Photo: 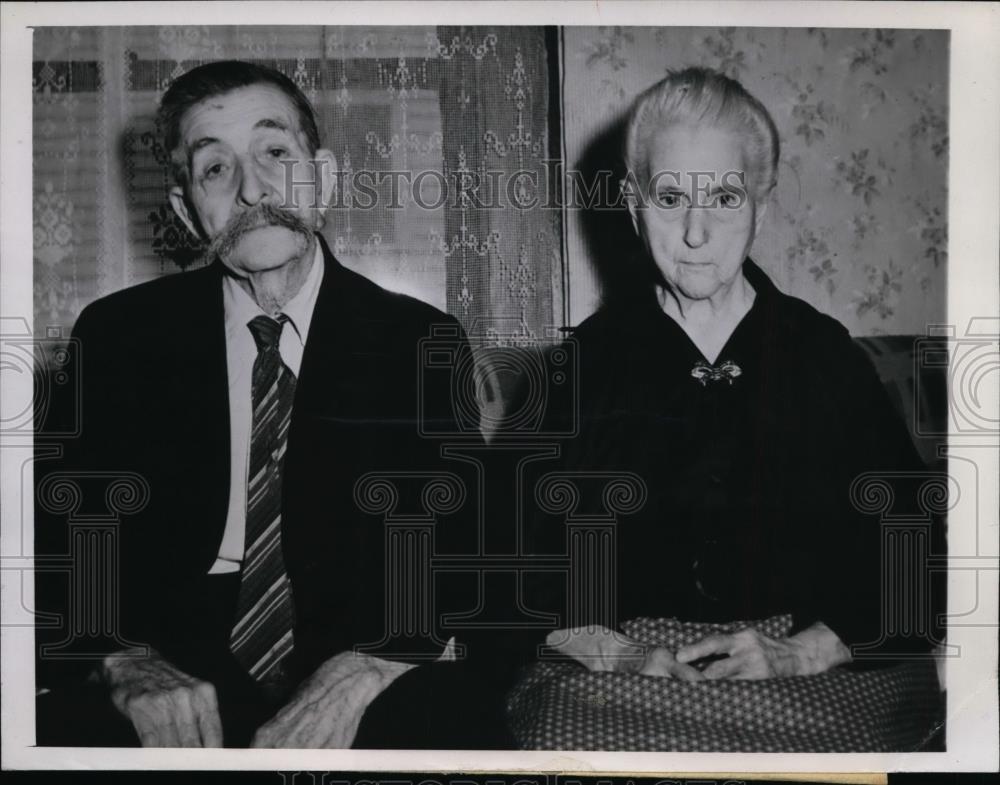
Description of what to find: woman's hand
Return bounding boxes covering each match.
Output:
[674,621,852,680]
[546,626,705,682]
[636,645,707,681]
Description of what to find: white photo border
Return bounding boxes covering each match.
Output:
[2,0,997,774]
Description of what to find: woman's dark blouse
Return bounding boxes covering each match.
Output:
[526,260,927,651]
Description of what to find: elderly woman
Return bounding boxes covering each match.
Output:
[527,67,934,684]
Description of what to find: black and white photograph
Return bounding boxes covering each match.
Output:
[1,0,997,776]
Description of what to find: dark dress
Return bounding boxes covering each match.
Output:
[523,259,936,655]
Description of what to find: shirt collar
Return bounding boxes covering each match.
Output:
[223,238,325,345]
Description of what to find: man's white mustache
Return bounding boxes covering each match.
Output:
[205,204,312,262]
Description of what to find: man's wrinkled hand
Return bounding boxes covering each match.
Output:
[250,650,413,748]
[546,626,704,682]
[674,621,852,680]
[102,647,223,747]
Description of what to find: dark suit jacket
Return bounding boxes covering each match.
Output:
[36,234,482,688]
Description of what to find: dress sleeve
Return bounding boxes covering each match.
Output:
[805,325,939,655]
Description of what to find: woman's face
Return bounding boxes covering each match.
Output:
[628,123,767,304]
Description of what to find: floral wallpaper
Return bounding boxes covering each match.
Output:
[563,27,949,336]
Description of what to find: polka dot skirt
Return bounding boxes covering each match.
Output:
[506,616,943,751]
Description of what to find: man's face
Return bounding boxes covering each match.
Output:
[169,84,335,277]
[629,123,767,302]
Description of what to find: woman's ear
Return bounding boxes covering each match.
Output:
[168,186,200,239]
[622,179,641,235]
[753,183,775,234]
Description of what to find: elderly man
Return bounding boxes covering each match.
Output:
[36,60,510,749]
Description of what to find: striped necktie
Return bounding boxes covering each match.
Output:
[230,314,297,681]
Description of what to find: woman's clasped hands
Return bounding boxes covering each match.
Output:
[547,621,850,681]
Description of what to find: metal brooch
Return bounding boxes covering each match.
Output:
[690,359,742,386]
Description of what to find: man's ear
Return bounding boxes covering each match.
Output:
[168,186,200,239]
[314,148,338,211]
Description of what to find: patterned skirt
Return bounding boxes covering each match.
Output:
[507,616,943,751]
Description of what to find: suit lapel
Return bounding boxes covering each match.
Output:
[185,242,351,573]
[293,234,359,417]
[169,262,231,570]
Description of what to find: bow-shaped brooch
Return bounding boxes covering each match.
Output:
[690,359,742,386]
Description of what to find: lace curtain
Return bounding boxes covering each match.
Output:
[32,26,562,344]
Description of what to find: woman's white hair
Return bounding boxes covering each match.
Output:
[624,67,780,201]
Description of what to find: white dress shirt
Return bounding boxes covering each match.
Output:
[209,243,325,574]
[208,241,454,700]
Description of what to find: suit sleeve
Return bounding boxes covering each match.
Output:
[488,340,582,674]
[35,303,153,688]
[336,314,489,668]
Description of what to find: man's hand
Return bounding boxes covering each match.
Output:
[674,621,852,680]
[102,647,223,747]
[546,626,704,682]
[250,651,413,748]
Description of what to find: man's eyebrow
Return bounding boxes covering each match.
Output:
[189,137,220,154]
[253,117,291,133]
[186,117,292,156]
